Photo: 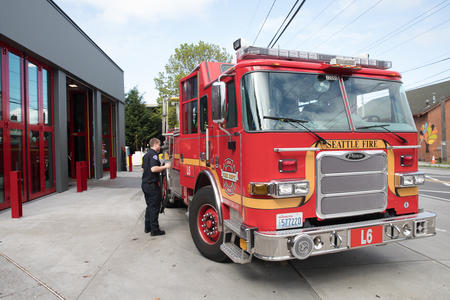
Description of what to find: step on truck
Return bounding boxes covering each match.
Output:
[160,39,436,263]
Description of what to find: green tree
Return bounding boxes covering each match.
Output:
[125,87,161,153]
[154,41,233,128]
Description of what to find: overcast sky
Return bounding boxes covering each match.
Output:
[54,0,450,104]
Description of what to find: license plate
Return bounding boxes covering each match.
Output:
[350,225,383,248]
[276,212,303,230]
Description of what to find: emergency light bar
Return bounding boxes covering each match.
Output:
[236,45,392,70]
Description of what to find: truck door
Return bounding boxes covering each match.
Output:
[215,79,242,213]
[199,95,209,168]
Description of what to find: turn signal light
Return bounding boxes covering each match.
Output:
[248,183,269,195]
[279,159,297,173]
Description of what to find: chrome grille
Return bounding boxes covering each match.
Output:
[316,150,387,219]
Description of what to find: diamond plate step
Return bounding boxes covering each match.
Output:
[224,219,244,238]
[220,243,251,264]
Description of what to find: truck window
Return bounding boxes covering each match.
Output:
[241,72,349,131]
[343,77,416,132]
[200,95,208,132]
[226,81,237,128]
[182,76,197,101]
[182,100,198,134]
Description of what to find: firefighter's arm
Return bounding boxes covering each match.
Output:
[151,162,171,173]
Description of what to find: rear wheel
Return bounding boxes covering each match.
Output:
[189,186,229,262]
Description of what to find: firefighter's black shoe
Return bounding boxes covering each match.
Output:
[151,229,165,236]
[144,228,151,233]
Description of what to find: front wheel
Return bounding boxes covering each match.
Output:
[189,186,229,262]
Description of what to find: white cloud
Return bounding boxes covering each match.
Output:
[66,0,215,24]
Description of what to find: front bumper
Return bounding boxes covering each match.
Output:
[253,210,436,261]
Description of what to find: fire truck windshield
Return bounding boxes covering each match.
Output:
[241,71,416,133]
[242,72,350,131]
[343,76,416,132]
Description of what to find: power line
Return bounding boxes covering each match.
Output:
[244,0,262,39]
[296,0,357,49]
[269,0,307,48]
[405,68,450,88]
[285,0,333,47]
[313,0,384,49]
[253,0,277,45]
[406,76,450,90]
[401,57,450,73]
[379,17,450,55]
[267,0,300,48]
[356,0,450,54]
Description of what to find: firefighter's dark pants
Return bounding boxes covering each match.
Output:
[142,182,161,232]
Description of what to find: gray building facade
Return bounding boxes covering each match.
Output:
[0,0,125,210]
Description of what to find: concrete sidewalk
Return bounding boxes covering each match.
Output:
[0,171,146,299]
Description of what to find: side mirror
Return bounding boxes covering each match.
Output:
[212,81,226,123]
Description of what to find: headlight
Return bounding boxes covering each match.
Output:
[403,175,414,186]
[294,182,309,194]
[414,174,425,185]
[278,183,293,196]
[249,180,309,198]
[395,172,425,187]
[271,180,309,198]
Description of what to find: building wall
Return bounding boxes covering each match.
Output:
[0,0,124,102]
[415,100,449,162]
[0,0,125,202]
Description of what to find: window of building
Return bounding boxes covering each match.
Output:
[28,63,39,124]
[9,52,22,122]
[200,95,208,132]
[183,100,198,134]
[226,81,237,128]
[43,69,51,125]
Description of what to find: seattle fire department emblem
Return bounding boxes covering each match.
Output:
[221,158,239,195]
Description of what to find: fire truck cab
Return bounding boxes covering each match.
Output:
[161,39,436,263]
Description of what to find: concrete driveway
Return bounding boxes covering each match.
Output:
[0,169,449,299]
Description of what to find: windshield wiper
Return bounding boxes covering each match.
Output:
[264,116,330,145]
[356,124,407,144]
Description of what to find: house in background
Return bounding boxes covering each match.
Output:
[406,80,450,162]
[0,0,125,210]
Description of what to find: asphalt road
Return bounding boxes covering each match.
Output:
[420,167,450,202]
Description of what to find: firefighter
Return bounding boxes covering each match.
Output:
[141,138,171,236]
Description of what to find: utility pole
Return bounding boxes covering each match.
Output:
[441,100,447,161]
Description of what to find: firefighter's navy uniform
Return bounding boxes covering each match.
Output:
[141,148,163,235]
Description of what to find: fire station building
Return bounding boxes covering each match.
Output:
[0,0,126,210]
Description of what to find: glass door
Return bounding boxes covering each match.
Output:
[26,60,55,200]
[2,50,26,207]
[68,91,90,178]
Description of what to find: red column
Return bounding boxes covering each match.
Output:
[10,171,23,218]
[128,154,133,172]
[76,161,83,192]
[110,157,117,179]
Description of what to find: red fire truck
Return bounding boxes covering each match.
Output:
[161,39,436,263]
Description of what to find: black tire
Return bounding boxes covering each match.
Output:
[189,186,229,263]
